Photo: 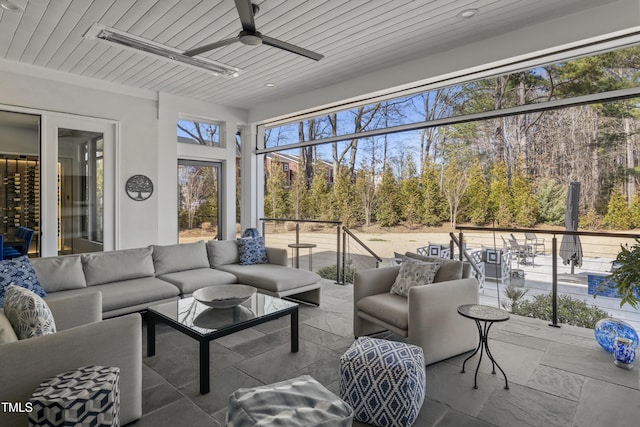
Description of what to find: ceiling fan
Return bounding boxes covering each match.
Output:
[184,0,323,61]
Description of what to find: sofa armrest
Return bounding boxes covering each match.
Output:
[408,277,480,364]
[266,247,288,267]
[0,313,142,426]
[354,266,400,303]
[45,291,102,331]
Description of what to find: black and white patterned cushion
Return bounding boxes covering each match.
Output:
[339,337,426,427]
[3,284,56,340]
[390,257,441,297]
[29,365,120,427]
[0,256,46,308]
[226,375,353,426]
[237,236,269,265]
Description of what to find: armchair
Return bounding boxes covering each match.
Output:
[0,291,142,426]
[354,265,479,365]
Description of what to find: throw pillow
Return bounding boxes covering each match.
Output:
[0,256,47,308]
[390,257,441,297]
[3,284,56,339]
[404,252,464,282]
[237,237,269,265]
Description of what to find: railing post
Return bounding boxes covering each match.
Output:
[459,232,464,261]
[335,224,341,285]
[341,229,347,285]
[294,222,300,269]
[550,235,560,328]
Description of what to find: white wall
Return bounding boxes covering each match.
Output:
[248,0,640,123]
[0,60,247,248]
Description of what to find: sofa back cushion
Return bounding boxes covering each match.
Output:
[404,252,464,282]
[0,310,18,344]
[82,247,155,286]
[152,241,209,276]
[31,255,86,292]
[207,240,240,268]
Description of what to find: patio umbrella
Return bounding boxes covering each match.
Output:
[559,182,583,274]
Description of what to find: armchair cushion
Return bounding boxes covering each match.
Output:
[390,257,440,297]
[3,284,56,339]
[356,293,408,330]
[405,252,464,282]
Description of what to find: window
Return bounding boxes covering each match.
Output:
[178,160,222,242]
[177,119,224,147]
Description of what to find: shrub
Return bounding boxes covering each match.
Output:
[317,264,356,284]
[511,293,609,329]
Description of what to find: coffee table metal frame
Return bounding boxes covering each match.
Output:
[146,294,299,394]
[457,304,510,390]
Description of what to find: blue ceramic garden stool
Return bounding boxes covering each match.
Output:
[339,337,426,427]
[594,318,639,353]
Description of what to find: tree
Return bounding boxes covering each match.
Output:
[630,193,640,227]
[511,158,539,227]
[488,160,513,225]
[442,158,468,228]
[331,166,360,226]
[288,166,308,219]
[355,167,376,226]
[420,161,444,226]
[536,178,565,225]
[399,154,422,228]
[603,188,633,229]
[264,155,288,219]
[178,166,215,229]
[307,164,331,220]
[464,158,489,225]
[375,166,400,226]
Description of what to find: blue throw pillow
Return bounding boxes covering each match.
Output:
[0,256,47,308]
[237,237,269,266]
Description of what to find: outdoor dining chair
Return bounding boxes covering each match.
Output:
[524,232,545,255]
[508,236,533,267]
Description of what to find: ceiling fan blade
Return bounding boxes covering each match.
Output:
[235,0,256,33]
[184,37,240,57]
[262,35,323,61]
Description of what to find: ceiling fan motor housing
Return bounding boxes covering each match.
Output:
[239,30,263,45]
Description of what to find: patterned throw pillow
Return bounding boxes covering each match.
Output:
[3,284,56,339]
[237,237,269,265]
[0,256,47,308]
[390,257,441,297]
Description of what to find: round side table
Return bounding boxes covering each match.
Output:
[457,304,510,390]
[288,243,317,270]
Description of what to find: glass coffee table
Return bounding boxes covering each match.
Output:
[146,292,299,394]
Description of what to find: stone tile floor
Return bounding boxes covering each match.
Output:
[133,280,640,426]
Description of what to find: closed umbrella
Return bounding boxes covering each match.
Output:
[559,182,583,274]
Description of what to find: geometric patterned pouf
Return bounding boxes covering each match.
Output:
[28,365,120,427]
[226,375,353,426]
[339,337,425,427]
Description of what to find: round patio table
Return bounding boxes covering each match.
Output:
[457,304,510,390]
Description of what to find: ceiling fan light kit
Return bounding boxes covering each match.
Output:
[0,1,24,13]
[83,23,241,77]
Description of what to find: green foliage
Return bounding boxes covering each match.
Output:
[511,158,539,227]
[488,161,513,225]
[442,157,468,227]
[606,239,640,308]
[501,284,529,311]
[264,155,288,219]
[463,158,489,225]
[420,161,444,226]
[535,178,565,225]
[331,167,360,226]
[316,264,356,284]
[400,175,423,228]
[630,194,640,228]
[512,293,610,329]
[375,166,401,226]
[603,188,633,229]
[306,164,331,220]
[287,166,308,219]
[579,207,603,230]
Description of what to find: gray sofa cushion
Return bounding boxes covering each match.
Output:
[152,241,209,275]
[216,264,321,293]
[357,293,408,330]
[0,310,18,344]
[404,252,464,282]
[206,240,240,268]
[31,255,86,292]
[89,277,180,312]
[82,248,155,286]
[157,268,237,295]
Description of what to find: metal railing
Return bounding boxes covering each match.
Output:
[455,226,640,328]
[341,226,383,284]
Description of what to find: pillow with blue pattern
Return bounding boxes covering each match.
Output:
[0,256,47,308]
[237,237,269,266]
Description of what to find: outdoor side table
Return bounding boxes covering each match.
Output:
[288,243,316,270]
[457,304,510,390]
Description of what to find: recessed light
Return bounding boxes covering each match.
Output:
[457,8,478,18]
[264,83,277,88]
[0,1,24,13]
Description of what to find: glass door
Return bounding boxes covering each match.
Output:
[43,115,115,256]
[178,160,222,243]
[0,110,41,257]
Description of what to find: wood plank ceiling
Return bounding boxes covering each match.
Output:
[0,0,616,109]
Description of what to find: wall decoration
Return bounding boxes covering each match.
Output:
[125,175,153,201]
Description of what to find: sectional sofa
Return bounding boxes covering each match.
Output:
[31,240,322,317]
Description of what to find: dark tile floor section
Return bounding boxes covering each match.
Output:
[132,280,640,426]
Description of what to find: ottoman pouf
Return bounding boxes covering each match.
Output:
[28,365,120,427]
[226,375,353,426]
[339,337,426,427]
